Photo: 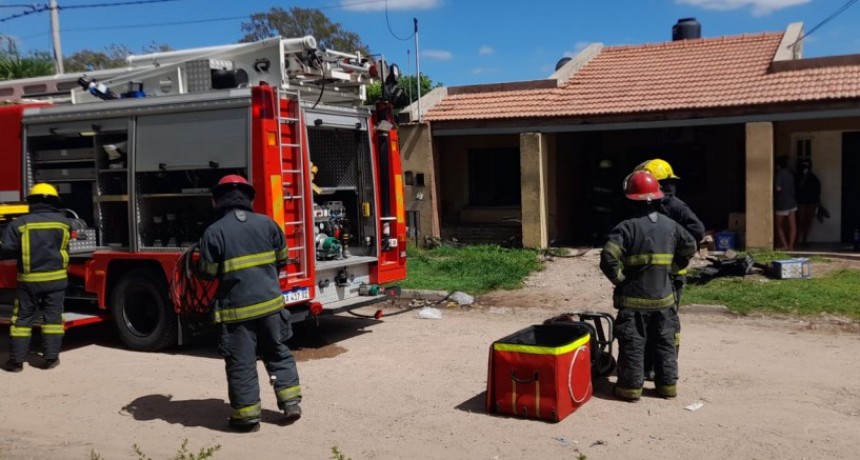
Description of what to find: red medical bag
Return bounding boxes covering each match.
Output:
[486,322,592,422]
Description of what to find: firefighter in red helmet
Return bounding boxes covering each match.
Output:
[599,171,697,401]
[198,174,302,431]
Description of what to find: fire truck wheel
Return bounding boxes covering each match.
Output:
[111,269,178,351]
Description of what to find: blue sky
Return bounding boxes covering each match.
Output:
[2,0,859,87]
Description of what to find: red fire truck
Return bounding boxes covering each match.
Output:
[0,36,407,351]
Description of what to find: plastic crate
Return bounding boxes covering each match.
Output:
[772,258,811,279]
[715,231,737,251]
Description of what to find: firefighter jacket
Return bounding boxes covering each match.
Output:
[199,204,289,324]
[600,211,697,310]
[660,193,705,243]
[0,203,70,290]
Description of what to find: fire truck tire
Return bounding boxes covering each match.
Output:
[111,269,178,351]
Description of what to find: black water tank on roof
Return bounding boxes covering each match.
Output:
[672,18,701,41]
[555,57,572,71]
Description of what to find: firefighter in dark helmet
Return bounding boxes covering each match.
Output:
[1,183,71,372]
[600,171,697,401]
[198,175,302,431]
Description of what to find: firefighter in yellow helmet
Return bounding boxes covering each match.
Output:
[633,159,704,382]
[1,183,71,372]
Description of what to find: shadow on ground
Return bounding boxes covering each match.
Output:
[122,394,296,432]
[1,314,383,364]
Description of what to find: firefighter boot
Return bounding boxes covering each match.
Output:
[228,417,261,433]
[282,403,302,423]
[43,358,60,370]
[613,385,642,402]
[4,359,23,373]
[657,384,677,399]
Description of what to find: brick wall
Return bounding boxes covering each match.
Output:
[440,224,521,246]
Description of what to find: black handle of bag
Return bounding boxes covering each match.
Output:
[511,371,539,384]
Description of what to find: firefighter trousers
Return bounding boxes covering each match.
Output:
[644,277,684,374]
[218,310,302,423]
[615,306,680,390]
[10,285,65,363]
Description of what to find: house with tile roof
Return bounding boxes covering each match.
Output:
[397,20,860,251]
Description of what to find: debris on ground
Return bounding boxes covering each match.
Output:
[684,401,705,412]
[416,307,442,319]
[449,291,475,306]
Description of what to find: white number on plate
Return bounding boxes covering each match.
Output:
[284,288,310,303]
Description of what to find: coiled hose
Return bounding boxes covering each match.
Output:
[170,243,219,315]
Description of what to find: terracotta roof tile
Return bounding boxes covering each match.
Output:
[425,31,860,122]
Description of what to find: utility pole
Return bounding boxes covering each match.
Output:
[406,48,413,105]
[413,17,422,122]
[50,0,64,74]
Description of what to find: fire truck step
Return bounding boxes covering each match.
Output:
[278,117,299,123]
[320,294,388,313]
[316,256,378,271]
[0,304,106,329]
[281,143,301,148]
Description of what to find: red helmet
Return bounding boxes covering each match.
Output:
[213,174,255,200]
[623,170,664,201]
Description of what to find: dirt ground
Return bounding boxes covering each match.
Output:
[2,251,860,460]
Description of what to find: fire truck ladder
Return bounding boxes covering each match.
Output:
[277,89,310,280]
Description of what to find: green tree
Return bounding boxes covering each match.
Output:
[367,73,442,109]
[65,42,172,72]
[0,37,54,80]
[240,7,370,57]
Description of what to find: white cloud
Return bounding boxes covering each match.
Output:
[422,49,453,60]
[676,0,811,16]
[478,45,494,56]
[563,41,593,58]
[342,0,440,12]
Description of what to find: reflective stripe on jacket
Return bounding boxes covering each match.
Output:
[0,205,70,288]
[600,212,697,311]
[199,208,288,323]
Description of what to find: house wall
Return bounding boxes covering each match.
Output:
[434,134,521,224]
[775,117,860,243]
[746,122,774,249]
[398,122,440,241]
[520,132,550,248]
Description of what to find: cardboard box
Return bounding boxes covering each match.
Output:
[772,258,811,279]
[728,212,746,234]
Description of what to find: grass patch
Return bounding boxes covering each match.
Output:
[685,269,860,318]
[401,244,543,295]
[743,250,827,264]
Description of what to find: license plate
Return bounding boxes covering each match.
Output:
[283,287,310,303]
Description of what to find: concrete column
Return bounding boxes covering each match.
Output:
[520,132,549,248]
[745,122,774,250]
[398,122,440,240]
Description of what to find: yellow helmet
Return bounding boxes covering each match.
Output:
[635,159,680,181]
[28,183,60,200]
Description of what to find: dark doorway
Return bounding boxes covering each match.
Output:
[841,132,860,242]
[467,148,521,206]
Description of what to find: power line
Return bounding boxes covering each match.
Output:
[65,14,247,32]
[61,0,179,9]
[0,0,180,22]
[384,0,414,41]
[0,4,48,22]
[790,0,859,49]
